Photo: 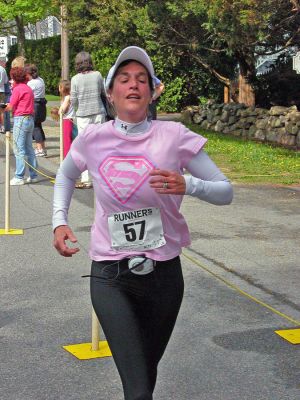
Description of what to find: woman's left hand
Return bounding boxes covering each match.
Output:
[149,169,186,195]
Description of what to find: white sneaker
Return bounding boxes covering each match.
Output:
[10,177,24,186]
[83,182,93,188]
[26,177,38,183]
[35,149,47,157]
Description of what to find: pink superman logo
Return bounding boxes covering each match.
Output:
[99,156,154,203]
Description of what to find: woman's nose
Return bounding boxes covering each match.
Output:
[129,79,138,89]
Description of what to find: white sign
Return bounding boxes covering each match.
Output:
[0,37,8,58]
[108,207,166,251]
[292,51,300,74]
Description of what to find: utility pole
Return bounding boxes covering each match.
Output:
[60,5,69,80]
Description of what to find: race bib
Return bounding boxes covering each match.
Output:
[108,207,166,251]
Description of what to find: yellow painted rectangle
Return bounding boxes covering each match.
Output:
[0,228,24,235]
[275,328,300,344]
[63,340,112,359]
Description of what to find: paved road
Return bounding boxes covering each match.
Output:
[0,126,300,400]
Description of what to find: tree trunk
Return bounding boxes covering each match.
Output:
[237,59,255,106]
[238,73,255,106]
[15,16,26,57]
[224,85,230,103]
[61,5,70,80]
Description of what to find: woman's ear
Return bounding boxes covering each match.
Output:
[107,91,113,104]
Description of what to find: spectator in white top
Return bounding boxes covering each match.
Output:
[25,64,48,157]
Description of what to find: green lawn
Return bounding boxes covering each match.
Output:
[189,124,300,185]
[46,94,60,101]
[46,95,60,117]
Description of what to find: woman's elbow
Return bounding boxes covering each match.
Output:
[220,183,233,205]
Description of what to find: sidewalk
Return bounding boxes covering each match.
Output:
[1,121,300,400]
[42,123,61,165]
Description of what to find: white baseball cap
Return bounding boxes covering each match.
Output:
[105,46,155,92]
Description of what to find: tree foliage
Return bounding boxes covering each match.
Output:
[148,0,300,105]
[0,0,57,55]
[61,0,230,109]
[62,0,299,107]
[4,1,299,109]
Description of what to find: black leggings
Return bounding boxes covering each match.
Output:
[90,256,184,400]
[33,122,45,143]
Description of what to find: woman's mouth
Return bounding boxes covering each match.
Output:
[126,94,140,99]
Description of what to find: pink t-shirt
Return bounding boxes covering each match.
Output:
[70,120,207,261]
[9,83,34,116]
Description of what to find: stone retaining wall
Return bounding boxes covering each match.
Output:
[182,103,300,148]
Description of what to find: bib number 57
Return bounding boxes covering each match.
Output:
[123,220,146,242]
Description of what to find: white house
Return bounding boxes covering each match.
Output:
[0,36,17,64]
[0,16,61,63]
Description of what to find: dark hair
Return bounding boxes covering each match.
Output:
[24,64,39,79]
[75,51,93,73]
[59,79,71,96]
[10,67,28,83]
[109,59,154,91]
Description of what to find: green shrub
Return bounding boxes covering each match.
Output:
[158,77,188,112]
[198,96,209,106]
[91,47,121,78]
[7,36,82,95]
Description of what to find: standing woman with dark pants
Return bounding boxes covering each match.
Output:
[25,64,47,157]
[53,46,233,400]
[3,79,12,132]
[0,64,8,133]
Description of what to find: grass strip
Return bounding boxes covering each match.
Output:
[189,124,300,185]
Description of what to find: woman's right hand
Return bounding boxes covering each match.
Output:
[53,225,80,257]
